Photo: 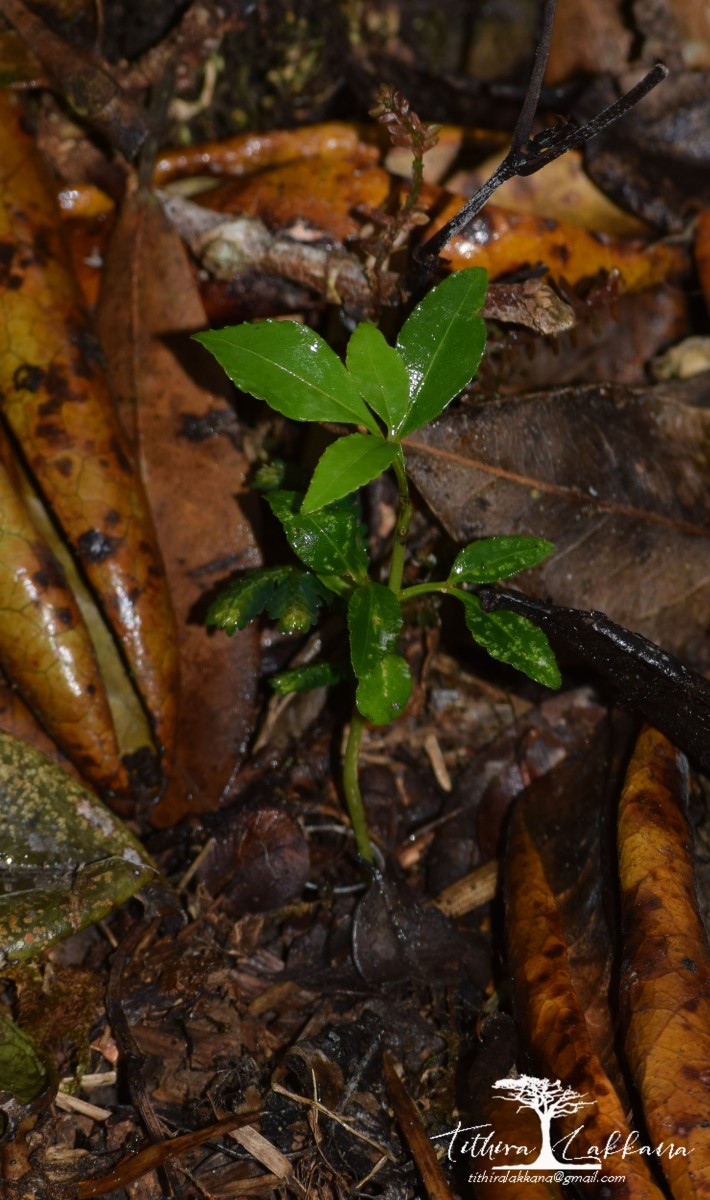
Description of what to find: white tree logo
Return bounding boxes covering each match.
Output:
[492,1076,601,1171]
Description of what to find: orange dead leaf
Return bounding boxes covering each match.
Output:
[505,789,665,1200]
[424,193,688,292]
[191,145,686,292]
[0,91,178,764]
[197,155,392,246]
[152,120,379,185]
[618,725,710,1199]
[97,184,260,827]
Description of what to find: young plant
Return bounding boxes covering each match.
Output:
[195,269,560,861]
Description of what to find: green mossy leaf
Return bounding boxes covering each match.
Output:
[450,536,556,583]
[348,582,403,680]
[462,595,561,688]
[0,732,157,968]
[356,654,412,724]
[270,662,343,694]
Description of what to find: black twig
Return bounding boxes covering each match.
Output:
[414,0,667,279]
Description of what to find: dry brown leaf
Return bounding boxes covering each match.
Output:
[405,380,710,660]
[96,184,260,826]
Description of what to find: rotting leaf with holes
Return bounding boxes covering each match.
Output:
[0,92,177,769]
[618,725,710,1194]
[96,187,260,827]
[405,379,710,658]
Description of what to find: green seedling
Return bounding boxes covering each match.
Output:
[195,268,560,861]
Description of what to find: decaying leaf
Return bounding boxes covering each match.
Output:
[0,432,127,795]
[96,185,260,826]
[195,804,310,913]
[581,71,710,233]
[0,731,156,964]
[0,91,178,768]
[405,380,710,658]
[450,147,648,236]
[0,1010,53,1145]
[504,747,665,1198]
[618,726,710,1195]
[422,193,687,291]
[153,120,380,185]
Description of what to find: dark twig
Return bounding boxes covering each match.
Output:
[414,0,667,278]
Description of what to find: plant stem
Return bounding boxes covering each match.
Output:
[341,449,412,865]
[342,708,373,862]
[388,449,412,596]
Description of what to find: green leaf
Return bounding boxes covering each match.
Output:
[266,490,369,581]
[265,570,332,635]
[270,662,343,694]
[356,654,412,724]
[396,268,487,436]
[194,322,380,434]
[206,567,292,633]
[346,322,411,434]
[462,595,561,689]
[450,536,555,584]
[302,434,399,512]
[348,582,403,679]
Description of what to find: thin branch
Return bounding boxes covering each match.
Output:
[415,0,668,278]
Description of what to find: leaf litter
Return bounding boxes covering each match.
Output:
[3,2,710,1198]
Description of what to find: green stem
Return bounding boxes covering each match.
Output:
[342,708,373,862]
[388,449,412,596]
[400,581,454,602]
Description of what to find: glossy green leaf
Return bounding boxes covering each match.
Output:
[450,536,555,584]
[270,662,343,694]
[356,654,412,724]
[265,570,332,635]
[266,490,369,581]
[348,582,403,680]
[462,594,561,689]
[396,269,487,436]
[302,434,399,512]
[194,322,380,434]
[346,322,411,434]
